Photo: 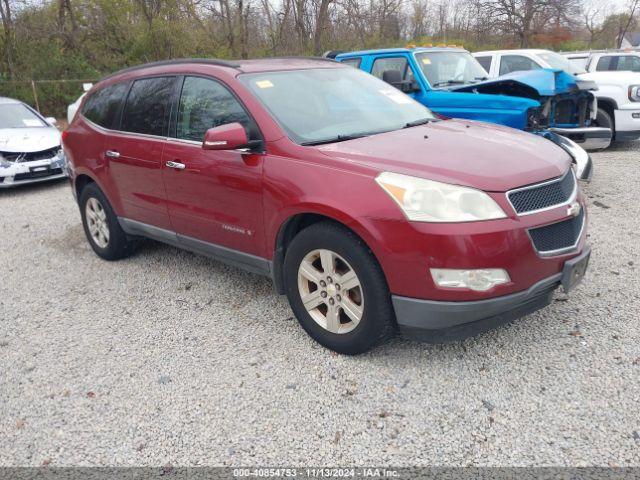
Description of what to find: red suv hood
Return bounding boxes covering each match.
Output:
[317,119,571,192]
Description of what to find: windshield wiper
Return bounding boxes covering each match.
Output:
[404,118,437,128]
[301,133,368,146]
[474,76,488,81]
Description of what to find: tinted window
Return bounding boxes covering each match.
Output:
[596,56,614,71]
[475,56,492,73]
[618,56,640,71]
[175,76,253,142]
[81,82,129,129]
[499,55,542,75]
[121,77,177,136]
[371,57,414,82]
[341,58,362,68]
[598,55,640,72]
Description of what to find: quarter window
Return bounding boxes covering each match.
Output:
[121,77,177,137]
[175,76,253,142]
[82,82,129,129]
[499,55,542,75]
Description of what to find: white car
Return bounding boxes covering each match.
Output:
[473,49,640,143]
[67,83,93,124]
[0,97,67,188]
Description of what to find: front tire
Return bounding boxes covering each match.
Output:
[594,108,615,140]
[284,222,396,355]
[79,182,135,260]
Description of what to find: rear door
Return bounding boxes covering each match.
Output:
[161,75,266,259]
[104,76,178,230]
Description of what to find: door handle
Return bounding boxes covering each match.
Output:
[105,150,120,158]
[166,160,186,170]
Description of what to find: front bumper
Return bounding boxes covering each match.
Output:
[543,132,593,181]
[549,126,612,150]
[0,156,67,188]
[614,107,640,141]
[393,247,590,343]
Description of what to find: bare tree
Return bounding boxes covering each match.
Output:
[0,0,14,77]
[618,0,640,47]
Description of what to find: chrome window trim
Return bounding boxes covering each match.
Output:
[527,209,586,258]
[506,169,577,217]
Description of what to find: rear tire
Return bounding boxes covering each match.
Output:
[79,182,135,260]
[284,221,396,355]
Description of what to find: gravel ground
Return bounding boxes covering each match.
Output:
[1,141,639,467]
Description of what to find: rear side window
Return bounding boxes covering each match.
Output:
[175,76,254,142]
[499,55,542,75]
[475,56,492,73]
[121,77,177,136]
[82,82,129,129]
[341,58,362,68]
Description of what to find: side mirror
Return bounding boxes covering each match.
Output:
[45,117,58,126]
[203,123,249,150]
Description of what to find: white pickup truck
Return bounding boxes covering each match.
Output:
[473,49,640,143]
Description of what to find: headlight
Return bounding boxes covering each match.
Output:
[630,85,640,102]
[376,172,507,222]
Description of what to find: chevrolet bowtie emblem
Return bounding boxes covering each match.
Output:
[567,202,581,217]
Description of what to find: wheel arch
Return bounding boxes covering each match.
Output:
[271,210,384,295]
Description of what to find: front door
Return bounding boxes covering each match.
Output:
[162,76,265,259]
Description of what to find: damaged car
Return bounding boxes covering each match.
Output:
[334,47,607,180]
[0,97,67,188]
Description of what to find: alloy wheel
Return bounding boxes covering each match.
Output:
[85,197,110,248]
[297,249,364,334]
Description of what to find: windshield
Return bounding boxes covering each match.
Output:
[0,103,46,129]
[415,51,489,87]
[239,68,436,145]
[538,51,585,74]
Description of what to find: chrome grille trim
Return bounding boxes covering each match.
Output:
[506,169,577,216]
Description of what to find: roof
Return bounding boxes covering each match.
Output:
[101,56,343,82]
[0,97,21,105]
[336,46,467,57]
[473,49,551,56]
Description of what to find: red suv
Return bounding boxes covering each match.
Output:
[63,58,590,354]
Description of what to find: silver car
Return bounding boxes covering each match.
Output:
[0,97,67,188]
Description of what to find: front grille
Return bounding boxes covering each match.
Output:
[508,170,576,215]
[553,97,589,127]
[529,209,585,255]
[14,168,63,181]
[0,147,60,163]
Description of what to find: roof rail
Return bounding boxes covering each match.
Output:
[269,56,338,63]
[100,58,241,82]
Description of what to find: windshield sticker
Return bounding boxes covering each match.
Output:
[379,89,412,104]
[421,58,431,65]
[22,119,42,127]
[256,80,274,89]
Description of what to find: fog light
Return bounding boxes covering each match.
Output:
[632,113,640,119]
[430,268,510,292]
